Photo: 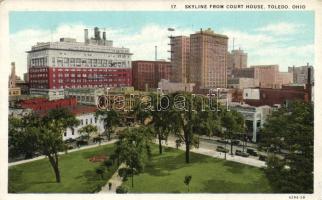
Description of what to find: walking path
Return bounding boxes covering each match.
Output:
[9,139,118,167]
[98,163,125,193]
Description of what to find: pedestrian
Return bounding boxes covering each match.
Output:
[108,182,112,190]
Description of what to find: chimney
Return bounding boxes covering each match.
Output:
[307,67,312,102]
[155,46,157,61]
[103,32,106,40]
[84,29,89,43]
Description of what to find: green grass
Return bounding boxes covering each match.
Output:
[9,144,117,193]
[122,146,274,193]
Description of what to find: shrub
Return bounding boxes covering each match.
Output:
[104,160,113,168]
[95,166,105,179]
[116,185,128,193]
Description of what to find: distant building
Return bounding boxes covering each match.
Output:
[243,86,310,107]
[65,88,106,106]
[30,88,65,101]
[132,60,171,91]
[232,65,293,88]
[27,27,132,93]
[170,36,190,83]
[158,79,195,93]
[8,62,21,96]
[20,97,77,111]
[189,28,228,89]
[227,49,247,77]
[227,77,259,89]
[288,63,314,84]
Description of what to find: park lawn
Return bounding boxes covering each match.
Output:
[9,144,117,193]
[122,146,274,193]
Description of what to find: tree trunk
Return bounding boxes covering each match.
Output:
[48,154,61,183]
[185,142,190,163]
[230,141,233,155]
[131,167,134,188]
[158,132,163,154]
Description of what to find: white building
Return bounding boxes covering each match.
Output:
[158,79,195,93]
[63,111,105,141]
[231,102,272,142]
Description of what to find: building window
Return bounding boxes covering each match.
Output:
[86,119,88,125]
[64,132,67,137]
[90,118,92,124]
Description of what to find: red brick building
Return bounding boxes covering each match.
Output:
[20,97,77,111]
[244,86,310,107]
[132,60,171,91]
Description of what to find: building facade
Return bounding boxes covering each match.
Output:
[189,28,228,89]
[227,77,259,89]
[227,49,247,77]
[27,27,132,91]
[158,79,195,93]
[170,36,190,83]
[288,63,314,85]
[232,65,293,88]
[132,60,171,91]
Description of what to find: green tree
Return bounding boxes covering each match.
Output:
[78,124,98,142]
[95,166,105,179]
[114,126,153,187]
[96,109,120,140]
[41,108,80,183]
[259,101,313,193]
[9,114,41,159]
[221,109,245,155]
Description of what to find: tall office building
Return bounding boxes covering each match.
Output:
[170,36,190,83]
[227,49,247,77]
[27,27,132,91]
[189,28,228,89]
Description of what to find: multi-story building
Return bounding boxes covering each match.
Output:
[232,65,293,88]
[189,28,228,89]
[170,36,190,83]
[27,27,132,91]
[227,49,247,78]
[227,77,259,89]
[243,85,310,107]
[288,63,314,84]
[132,60,171,91]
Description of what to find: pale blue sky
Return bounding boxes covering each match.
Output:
[9,11,314,76]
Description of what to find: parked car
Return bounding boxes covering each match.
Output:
[216,139,228,144]
[259,154,267,161]
[231,140,240,145]
[216,146,229,153]
[246,148,258,156]
[235,150,249,157]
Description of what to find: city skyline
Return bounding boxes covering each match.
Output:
[10,11,314,77]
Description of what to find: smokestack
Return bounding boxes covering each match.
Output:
[84,29,89,43]
[103,32,106,40]
[94,27,99,40]
[155,46,157,61]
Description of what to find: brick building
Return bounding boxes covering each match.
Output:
[27,27,132,91]
[243,86,310,107]
[20,97,77,111]
[170,36,190,83]
[232,65,293,88]
[189,28,228,89]
[132,60,171,91]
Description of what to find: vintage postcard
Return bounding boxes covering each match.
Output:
[0,0,321,200]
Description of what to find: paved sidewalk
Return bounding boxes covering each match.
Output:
[160,139,266,168]
[98,163,125,193]
[9,139,118,167]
